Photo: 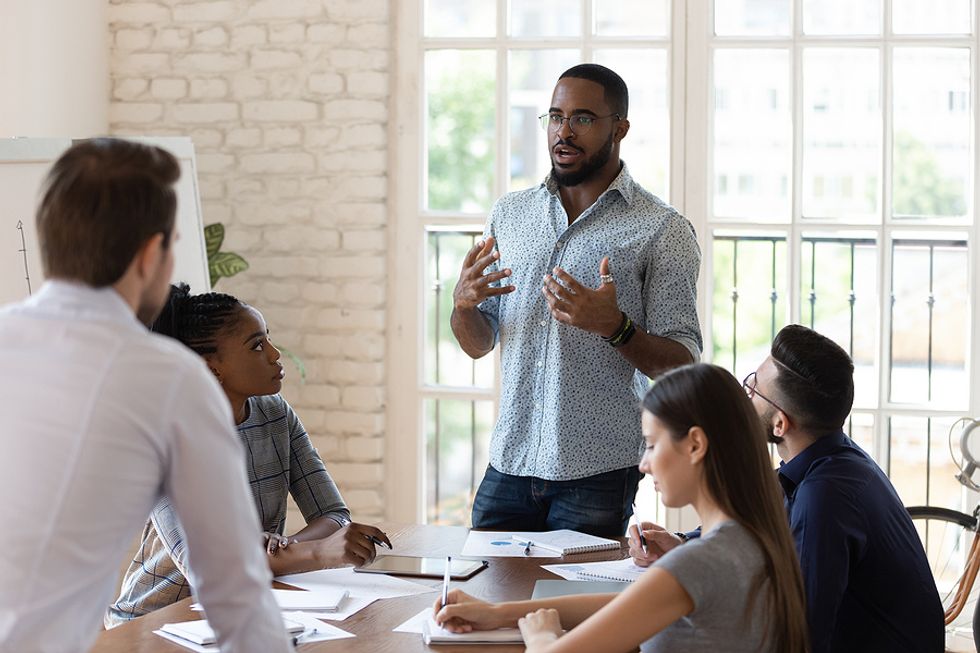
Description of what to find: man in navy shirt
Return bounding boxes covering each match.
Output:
[629,325,944,653]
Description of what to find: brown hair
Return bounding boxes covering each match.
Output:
[36,138,180,287]
[643,363,809,653]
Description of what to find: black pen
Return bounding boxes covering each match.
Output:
[367,535,392,550]
[523,540,532,556]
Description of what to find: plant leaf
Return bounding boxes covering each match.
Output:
[203,223,225,257]
[277,345,307,384]
[209,251,249,282]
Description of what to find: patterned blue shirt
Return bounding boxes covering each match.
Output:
[479,164,702,480]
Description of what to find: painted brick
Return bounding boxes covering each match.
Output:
[109,102,163,123]
[327,361,385,385]
[328,49,387,71]
[309,434,341,459]
[150,78,188,100]
[264,127,302,147]
[266,178,303,197]
[240,152,316,174]
[196,152,236,173]
[342,333,385,362]
[115,27,153,50]
[111,52,169,74]
[299,384,341,408]
[326,411,385,436]
[155,27,192,49]
[251,49,304,71]
[308,72,344,95]
[113,78,148,101]
[243,100,318,122]
[339,124,386,149]
[322,99,386,121]
[328,462,384,486]
[224,127,261,149]
[307,23,345,44]
[346,71,388,97]
[174,52,246,73]
[195,26,229,47]
[320,256,384,279]
[341,230,385,252]
[303,334,345,357]
[270,24,306,44]
[264,226,339,252]
[317,150,385,173]
[109,3,170,24]
[170,102,238,123]
[172,1,239,22]
[247,0,323,20]
[300,282,340,304]
[189,78,229,99]
[231,74,268,99]
[341,281,385,306]
[198,177,225,201]
[188,128,224,149]
[324,0,389,22]
[231,25,267,47]
[237,202,313,226]
[304,126,343,147]
[345,437,384,462]
[317,309,384,331]
[342,489,383,513]
[346,24,388,49]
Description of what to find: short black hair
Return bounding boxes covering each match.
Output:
[37,138,179,287]
[770,324,855,435]
[558,63,629,118]
[151,283,245,356]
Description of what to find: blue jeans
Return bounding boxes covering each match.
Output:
[471,465,643,538]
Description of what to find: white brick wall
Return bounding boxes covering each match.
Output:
[109,0,390,530]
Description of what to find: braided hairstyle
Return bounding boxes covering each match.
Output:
[151,282,245,356]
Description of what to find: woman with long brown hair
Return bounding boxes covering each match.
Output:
[433,363,809,652]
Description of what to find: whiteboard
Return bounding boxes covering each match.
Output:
[0,136,211,307]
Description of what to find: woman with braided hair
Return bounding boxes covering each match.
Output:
[106,283,390,626]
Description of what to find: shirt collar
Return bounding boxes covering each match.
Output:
[777,430,850,495]
[542,161,636,206]
[27,280,146,333]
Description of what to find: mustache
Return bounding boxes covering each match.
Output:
[553,138,584,154]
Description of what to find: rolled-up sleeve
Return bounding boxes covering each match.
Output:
[644,212,703,362]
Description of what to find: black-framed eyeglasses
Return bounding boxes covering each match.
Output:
[538,112,620,135]
[742,372,788,415]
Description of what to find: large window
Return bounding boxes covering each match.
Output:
[391,0,980,526]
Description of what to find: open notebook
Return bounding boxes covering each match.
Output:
[515,529,620,556]
[422,616,523,645]
[572,558,647,582]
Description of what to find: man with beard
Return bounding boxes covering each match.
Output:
[451,64,702,537]
[0,139,291,653]
[628,325,944,653]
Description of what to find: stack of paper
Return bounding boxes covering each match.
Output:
[192,589,349,614]
[421,616,524,645]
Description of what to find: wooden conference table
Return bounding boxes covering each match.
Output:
[93,522,630,653]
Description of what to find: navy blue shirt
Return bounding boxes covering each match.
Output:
[779,432,944,653]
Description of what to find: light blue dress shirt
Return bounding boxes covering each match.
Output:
[478,164,702,480]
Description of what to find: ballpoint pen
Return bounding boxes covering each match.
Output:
[291,627,318,646]
[441,556,452,608]
[632,501,648,555]
[367,534,392,550]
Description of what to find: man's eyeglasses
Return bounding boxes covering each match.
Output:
[538,112,620,135]
[742,372,788,415]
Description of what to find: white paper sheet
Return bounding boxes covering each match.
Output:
[542,558,646,582]
[392,608,432,634]
[276,567,437,599]
[192,594,378,622]
[281,612,355,643]
[460,530,562,558]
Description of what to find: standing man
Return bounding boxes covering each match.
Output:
[629,325,944,653]
[0,139,291,653]
[452,64,702,537]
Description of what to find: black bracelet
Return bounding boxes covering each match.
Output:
[602,312,629,343]
[611,319,637,347]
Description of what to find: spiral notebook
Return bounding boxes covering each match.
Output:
[572,558,646,583]
[514,529,621,556]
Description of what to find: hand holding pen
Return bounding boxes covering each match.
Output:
[628,521,683,567]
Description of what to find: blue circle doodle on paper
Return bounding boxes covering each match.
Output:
[490,540,515,546]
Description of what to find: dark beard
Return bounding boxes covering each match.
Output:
[762,406,784,445]
[550,130,614,187]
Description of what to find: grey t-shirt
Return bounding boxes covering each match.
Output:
[641,520,774,652]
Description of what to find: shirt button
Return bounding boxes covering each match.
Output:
[540,319,547,326]
[555,241,563,250]
[534,401,542,409]
[536,360,543,367]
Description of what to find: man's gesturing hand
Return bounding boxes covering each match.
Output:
[541,256,622,336]
[453,236,515,311]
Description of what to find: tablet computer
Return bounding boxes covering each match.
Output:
[353,555,488,580]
